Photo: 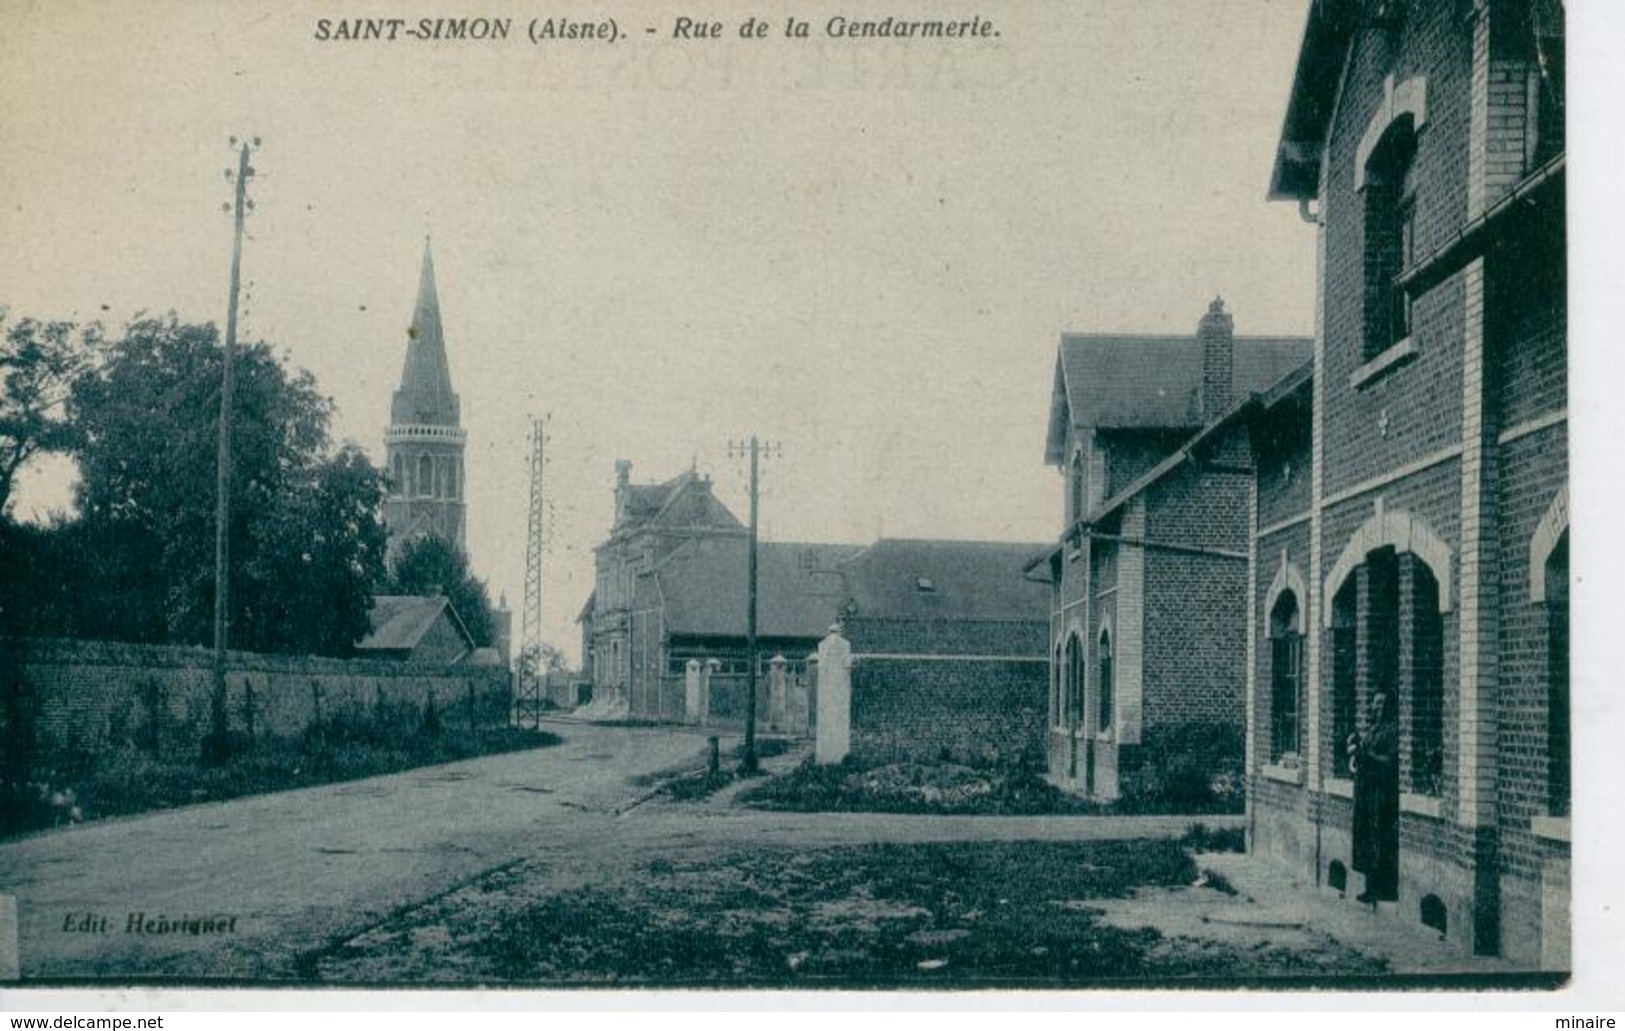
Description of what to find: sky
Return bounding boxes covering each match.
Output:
[3,0,1326,663]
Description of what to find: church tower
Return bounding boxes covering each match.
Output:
[383,240,467,563]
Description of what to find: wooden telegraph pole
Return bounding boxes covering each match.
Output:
[729,435,781,773]
[207,137,257,762]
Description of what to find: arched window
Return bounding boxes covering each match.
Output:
[1407,559,1444,797]
[1545,533,1570,816]
[391,454,405,497]
[1365,547,1401,722]
[418,454,434,497]
[1269,591,1304,762]
[448,456,460,500]
[1331,580,1358,777]
[1362,122,1419,359]
[1097,629,1114,733]
[1052,643,1064,726]
[1065,634,1083,728]
[1070,451,1085,526]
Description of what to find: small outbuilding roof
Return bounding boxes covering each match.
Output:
[357,594,474,656]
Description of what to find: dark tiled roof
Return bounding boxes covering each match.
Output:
[657,538,864,639]
[1092,358,1314,523]
[1270,1,1356,201]
[358,594,470,653]
[1046,333,1311,463]
[616,471,743,535]
[841,539,1051,623]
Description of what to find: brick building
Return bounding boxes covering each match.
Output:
[578,461,745,708]
[638,535,862,723]
[1028,302,1310,800]
[1249,0,1567,967]
[577,460,862,718]
[838,539,1050,764]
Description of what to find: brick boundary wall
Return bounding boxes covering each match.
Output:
[849,656,1047,767]
[845,616,1048,767]
[0,637,512,765]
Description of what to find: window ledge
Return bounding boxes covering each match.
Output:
[1326,777,1355,799]
[1531,815,1570,843]
[1096,729,1115,743]
[1401,792,1443,819]
[1262,762,1304,786]
[1350,337,1419,389]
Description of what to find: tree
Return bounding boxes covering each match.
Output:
[243,444,389,655]
[516,642,569,690]
[385,534,495,648]
[0,311,101,517]
[66,314,385,655]
[0,516,82,638]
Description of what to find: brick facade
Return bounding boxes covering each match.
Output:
[1256,0,1567,968]
[581,461,746,709]
[1037,307,1306,802]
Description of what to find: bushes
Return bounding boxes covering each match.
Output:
[1180,822,1246,854]
[738,756,1103,816]
[736,723,1245,818]
[1116,723,1244,815]
[1,709,561,838]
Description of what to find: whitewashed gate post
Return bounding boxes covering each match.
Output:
[815,628,852,764]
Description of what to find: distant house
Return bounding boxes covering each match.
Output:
[357,595,477,666]
[1028,300,1310,799]
[835,539,1050,764]
[636,535,863,722]
[579,460,746,709]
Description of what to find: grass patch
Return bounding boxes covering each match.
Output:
[648,736,793,802]
[2,723,562,838]
[1195,868,1240,896]
[1179,822,1246,854]
[660,768,737,802]
[735,727,1246,818]
[736,757,1105,816]
[729,736,793,761]
[456,838,1382,986]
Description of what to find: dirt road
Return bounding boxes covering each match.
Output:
[0,722,1238,982]
[0,722,710,980]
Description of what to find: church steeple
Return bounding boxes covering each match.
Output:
[383,239,469,560]
[391,238,461,428]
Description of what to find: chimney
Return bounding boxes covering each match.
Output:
[612,460,632,527]
[1198,296,1234,420]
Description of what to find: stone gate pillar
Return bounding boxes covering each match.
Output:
[683,659,702,725]
[815,628,852,765]
[768,654,788,731]
[790,653,816,736]
[699,658,718,726]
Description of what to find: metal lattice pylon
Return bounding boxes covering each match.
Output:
[515,414,548,727]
